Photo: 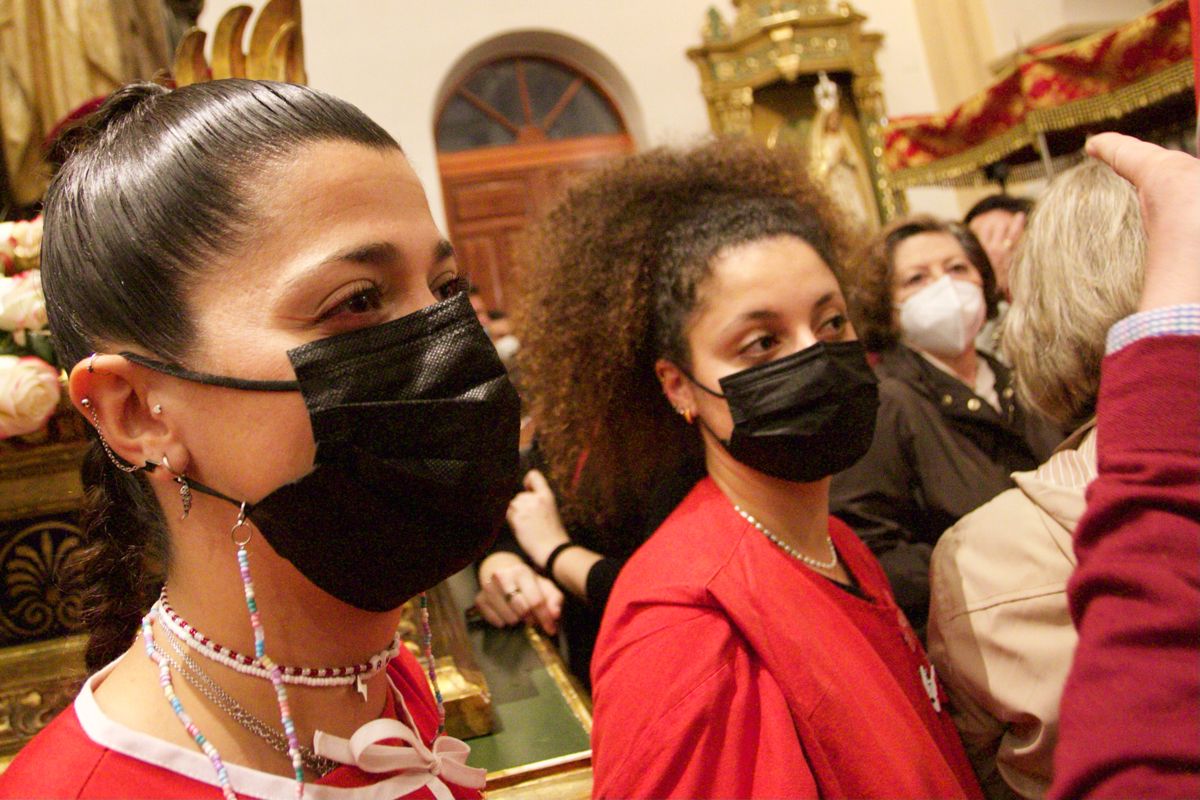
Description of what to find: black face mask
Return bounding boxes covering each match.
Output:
[684,340,879,483]
[124,291,521,612]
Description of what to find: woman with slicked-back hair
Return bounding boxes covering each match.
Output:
[0,80,519,799]
[515,138,983,799]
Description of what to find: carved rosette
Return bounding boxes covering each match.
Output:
[0,521,83,647]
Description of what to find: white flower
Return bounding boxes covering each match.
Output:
[11,217,42,263]
[0,355,62,438]
[0,271,48,332]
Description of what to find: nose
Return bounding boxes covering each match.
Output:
[793,328,820,352]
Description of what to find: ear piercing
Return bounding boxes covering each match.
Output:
[676,407,695,425]
[153,404,163,415]
[80,398,141,473]
[161,454,192,519]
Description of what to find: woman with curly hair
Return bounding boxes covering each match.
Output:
[829,216,1061,633]
[515,139,982,799]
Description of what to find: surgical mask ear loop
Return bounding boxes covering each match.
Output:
[232,505,306,796]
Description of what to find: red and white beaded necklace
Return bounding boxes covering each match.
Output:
[158,587,402,697]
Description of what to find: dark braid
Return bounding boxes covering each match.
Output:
[70,444,169,670]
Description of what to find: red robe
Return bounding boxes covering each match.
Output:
[591,477,983,799]
[0,648,483,800]
[1050,335,1200,799]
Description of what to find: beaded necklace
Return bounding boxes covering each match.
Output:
[158,589,402,696]
[734,504,839,570]
[157,623,340,776]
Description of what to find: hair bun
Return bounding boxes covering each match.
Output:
[49,82,170,167]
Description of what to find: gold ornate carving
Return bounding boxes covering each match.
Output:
[398,583,494,739]
[688,1,905,223]
[0,634,88,768]
[0,522,83,644]
[172,0,307,87]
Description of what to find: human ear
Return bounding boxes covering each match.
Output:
[654,358,696,419]
[69,353,186,482]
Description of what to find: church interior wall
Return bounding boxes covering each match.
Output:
[198,1,1129,225]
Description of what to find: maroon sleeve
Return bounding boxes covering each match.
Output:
[1050,335,1200,799]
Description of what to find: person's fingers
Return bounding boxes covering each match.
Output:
[524,468,554,498]
[541,577,565,618]
[474,591,511,628]
[1086,132,1162,186]
[504,570,540,618]
[486,573,523,625]
[513,569,560,634]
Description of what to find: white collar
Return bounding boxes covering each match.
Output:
[74,656,473,800]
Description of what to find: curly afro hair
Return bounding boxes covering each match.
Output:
[513,137,852,535]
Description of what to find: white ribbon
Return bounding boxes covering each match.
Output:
[313,718,486,790]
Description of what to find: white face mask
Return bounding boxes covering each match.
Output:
[898,275,986,359]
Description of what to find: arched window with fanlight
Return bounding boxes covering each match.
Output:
[435,55,633,313]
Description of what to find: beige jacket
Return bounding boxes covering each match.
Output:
[928,424,1096,800]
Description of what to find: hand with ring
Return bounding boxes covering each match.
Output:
[474,551,564,635]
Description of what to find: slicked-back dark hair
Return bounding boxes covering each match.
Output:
[42,79,400,670]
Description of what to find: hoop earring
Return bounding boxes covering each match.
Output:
[80,398,141,473]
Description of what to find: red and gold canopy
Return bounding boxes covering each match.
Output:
[884,0,1195,188]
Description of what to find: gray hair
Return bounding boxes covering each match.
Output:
[1002,159,1146,427]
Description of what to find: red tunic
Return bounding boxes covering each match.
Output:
[0,649,483,799]
[591,477,983,799]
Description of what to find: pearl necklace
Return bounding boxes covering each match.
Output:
[734,505,839,570]
[158,589,401,696]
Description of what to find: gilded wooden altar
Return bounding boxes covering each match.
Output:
[688,0,905,225]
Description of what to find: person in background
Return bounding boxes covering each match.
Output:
[473,442,696,689]
[927,159,1145,800]
[516,138,981,798]
[830,216,1061,632]
[964,194,1032,358]
[1048,132,1200,800]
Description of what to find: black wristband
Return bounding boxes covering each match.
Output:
[541,542,578,581]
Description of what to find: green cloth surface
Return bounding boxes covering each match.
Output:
[445,571,591,773]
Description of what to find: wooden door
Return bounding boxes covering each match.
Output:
[436,56,634,312]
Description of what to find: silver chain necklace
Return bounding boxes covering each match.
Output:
[157,625,341,776]
[734,504,839,570]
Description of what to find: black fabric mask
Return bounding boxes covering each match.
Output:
[684,340,879,483]
[124,291,520,611]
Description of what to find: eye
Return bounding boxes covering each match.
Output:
[948,261,971,275]
[819,313,848,339]
[317,281,383,322]
[901,272,926,289]
[434,275,469,301]
[739,333,780,357]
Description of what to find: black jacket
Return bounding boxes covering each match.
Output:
[829,345,1062,632]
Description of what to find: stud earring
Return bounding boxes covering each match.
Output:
[161,454,191,519]
[152,404,163,415]
[81,398,142,473]
[681,408,695,425]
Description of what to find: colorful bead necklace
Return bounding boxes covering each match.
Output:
[142,606,238,800]
[156,623,340,776]
[232,511,306,796]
